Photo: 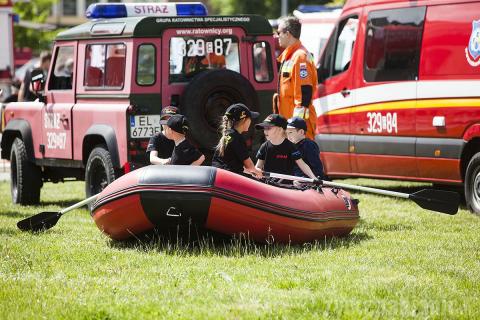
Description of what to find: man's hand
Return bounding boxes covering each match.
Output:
[293,106,309,119]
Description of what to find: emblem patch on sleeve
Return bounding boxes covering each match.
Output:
[299,63,308,78]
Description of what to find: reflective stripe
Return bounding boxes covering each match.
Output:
[316,134,464,159]
[314,80,480,116]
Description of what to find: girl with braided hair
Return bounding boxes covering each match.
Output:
[212,103,263,178]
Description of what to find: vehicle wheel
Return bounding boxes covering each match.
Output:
[10,138,42,205]
[465,152,480,215]
[85,146,116,198]
[180,69,259,150]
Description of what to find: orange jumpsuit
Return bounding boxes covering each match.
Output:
[276,40,317,139]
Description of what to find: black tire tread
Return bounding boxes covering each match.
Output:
[85,146,116,198]
[10,138,42,205]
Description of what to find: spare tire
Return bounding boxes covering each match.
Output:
[180,69,259,150]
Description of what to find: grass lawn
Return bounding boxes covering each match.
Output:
[0,178,479,319]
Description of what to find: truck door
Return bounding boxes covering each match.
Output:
[42,44,76,159]
[315,14,360,175]
[350,7,424,179]
[161,26,249,149]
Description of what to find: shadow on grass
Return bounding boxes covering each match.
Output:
[0,211,30,219]
[108,225,372,257]
[360,221,415,232]
[0,226,20,236]
[39,199,85,207]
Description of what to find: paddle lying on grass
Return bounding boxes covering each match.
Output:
[264,172,460,215]
[17,194,98,232]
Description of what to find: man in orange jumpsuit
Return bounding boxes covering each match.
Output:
[274,16,317,139]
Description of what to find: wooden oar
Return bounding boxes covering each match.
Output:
[264,172,460,215]
[17,195,98,232]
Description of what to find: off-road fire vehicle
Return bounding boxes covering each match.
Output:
[1,2,277,204]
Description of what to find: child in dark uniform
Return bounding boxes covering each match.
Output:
[147,106,177,165]
[255,114,317,179]
[286,117,325,179]
[161,114,205,165]
[212,103,263,178]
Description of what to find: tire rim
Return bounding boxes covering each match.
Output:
[473,170,480,207]
[88,158,108,195]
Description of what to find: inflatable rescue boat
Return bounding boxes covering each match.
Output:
[91,166,360,244]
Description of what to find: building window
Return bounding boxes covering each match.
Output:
[62,0,76,16]
[86,0,97,10]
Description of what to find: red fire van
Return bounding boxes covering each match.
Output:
[314,0,480,213]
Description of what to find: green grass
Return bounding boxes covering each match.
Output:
[1,179,479,319]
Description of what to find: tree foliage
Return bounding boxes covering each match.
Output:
[13,0,58,52]
[208,0,341,18]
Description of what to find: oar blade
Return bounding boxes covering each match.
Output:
[17,212,62,232]
[410,189,460,215]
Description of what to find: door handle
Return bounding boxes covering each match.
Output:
[341,88,350,97]
[60,114,69,126]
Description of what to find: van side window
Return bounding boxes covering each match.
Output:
[136,44,156,86]
[364,7,426,82]
[318,16,358,81]
[253,42,273,83]
[84,43,126,89]
[49,46,74,90]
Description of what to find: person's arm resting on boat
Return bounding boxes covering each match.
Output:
[295,159,317,180]
[244,158,263,178]
[149,151,171,165]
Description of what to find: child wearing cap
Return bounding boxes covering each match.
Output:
[161,114,205,165]
[212,103,263,178]
[147,106,178,165]
[255,114,317,180]
[286,117,325,179]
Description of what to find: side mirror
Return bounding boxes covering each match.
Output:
[30,68,45,94]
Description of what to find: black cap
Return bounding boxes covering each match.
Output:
[225,103,260,121]
[287,117,307,131]
[160,114,189,134]
[255,114,287,130]
[160,106,179,120]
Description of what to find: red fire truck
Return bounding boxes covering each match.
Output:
[1,2,278,204]
[314,0,480,213]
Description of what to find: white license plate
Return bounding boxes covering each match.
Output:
[130,115,161,138]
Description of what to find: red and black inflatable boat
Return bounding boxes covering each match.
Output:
[91,166,360,244]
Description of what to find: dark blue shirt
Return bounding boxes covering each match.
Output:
[293,138,324,178]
